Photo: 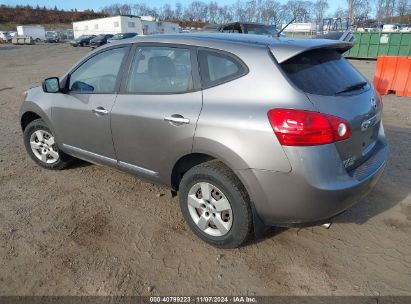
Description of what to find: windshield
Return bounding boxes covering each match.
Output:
[94,34,106,39]
[244,24,278,35]
[111,34,123,40]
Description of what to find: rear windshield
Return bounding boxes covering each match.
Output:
[280,49,367,96]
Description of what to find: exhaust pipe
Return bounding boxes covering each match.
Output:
[321,222,332,229]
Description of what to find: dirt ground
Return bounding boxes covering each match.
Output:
[0,43,410,296]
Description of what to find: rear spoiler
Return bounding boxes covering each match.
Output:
[269,39,353,63]
[316,29,355,43]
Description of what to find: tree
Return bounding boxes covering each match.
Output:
[160,4,173,20]
[174,3,183,20]
[232,0,246,22]
[334,6,348,18]
[97,1,313,25]
[259,0,285,25]
[396,0,410,17]
[313,0,329,25]
[208,1,218,22]
[184,1,208,21]
[244,0,257,22]
[284,0,314,22]
[374,0,388,24]
[346,0,371,23]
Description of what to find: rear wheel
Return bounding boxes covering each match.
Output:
[179,161,252,248]
[23,119,73,170]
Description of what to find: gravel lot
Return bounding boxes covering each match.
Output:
[0,43,410,296]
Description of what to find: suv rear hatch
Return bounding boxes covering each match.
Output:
[270,42,383,171]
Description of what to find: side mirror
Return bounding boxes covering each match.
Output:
[42,77,61,93]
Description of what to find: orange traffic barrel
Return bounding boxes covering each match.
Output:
[373,56,411,97]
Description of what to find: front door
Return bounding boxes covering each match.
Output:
[111,44,202,183]
[52,46,129,163]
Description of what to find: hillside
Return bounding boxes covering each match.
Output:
[0,5,107,30]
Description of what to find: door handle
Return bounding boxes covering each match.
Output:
[164,115,190,125]
[92,107,108,115]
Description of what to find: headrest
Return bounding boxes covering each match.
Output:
[148,56,176,78]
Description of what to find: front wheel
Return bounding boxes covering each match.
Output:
[179,161,252,248]
[23,119,73,170]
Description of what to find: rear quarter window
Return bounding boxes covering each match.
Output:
[198,50,247,88]
[280,49,367,96]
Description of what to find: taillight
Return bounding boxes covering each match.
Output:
[268,109,351,146]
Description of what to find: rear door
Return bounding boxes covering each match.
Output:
[111,44,202,183]
[280,48,383,170]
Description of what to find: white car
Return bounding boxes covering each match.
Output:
[0,31,12,42]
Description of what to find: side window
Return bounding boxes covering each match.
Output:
[222,25,239,33]
[69,47,127,94]
[125,46,193,94]
[198,50,247,88]
[222,25,233,33]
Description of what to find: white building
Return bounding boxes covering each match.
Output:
[281,23,316,33]
[72,15,180,38]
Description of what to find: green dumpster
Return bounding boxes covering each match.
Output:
[345,32,411,59]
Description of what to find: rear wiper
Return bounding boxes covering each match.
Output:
[335,81,368,95]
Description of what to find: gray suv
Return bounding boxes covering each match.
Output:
[20,34,388,248]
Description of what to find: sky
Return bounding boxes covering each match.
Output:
[1,0,348,15]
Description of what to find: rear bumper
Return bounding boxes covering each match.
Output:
[236,137,388,226]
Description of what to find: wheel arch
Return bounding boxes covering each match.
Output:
[20,100,55,135]
[170,150,254,204]
[20,111,42,131]
[171,153,215,191]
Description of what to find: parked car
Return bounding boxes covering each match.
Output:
[90,34,114,48]
[20,33,388,248]
[45,31,60,43]
[202,22,285,37]
[0,31,12,42]
[70,35,96,47]
[7,31,17,38]
[64,29,74,40]
[201,24,221,32]
[107,32,137,43]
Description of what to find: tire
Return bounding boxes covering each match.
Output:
[179,160,252,248]
[23,119,73,170]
